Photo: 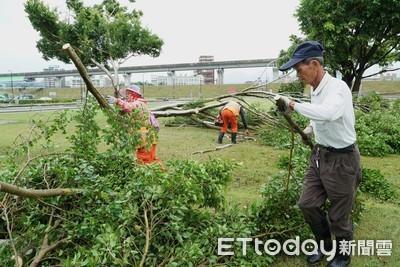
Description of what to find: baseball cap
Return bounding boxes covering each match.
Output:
[126,84,143,97]
[279,41,324,71]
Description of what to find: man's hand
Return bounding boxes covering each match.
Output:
[106,95,117,104]
[274,95,292,113]
[302,125,313,145]
[244,129,250,136]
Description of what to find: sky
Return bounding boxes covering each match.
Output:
[0,0,302,83]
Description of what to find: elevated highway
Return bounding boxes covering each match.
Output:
[0,58,277,86]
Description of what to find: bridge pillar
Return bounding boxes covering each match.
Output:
[217,68,224,84]
[167,71,176,86]
[55,76,65,88]
[123,73,132,86]
[272,67,279,81]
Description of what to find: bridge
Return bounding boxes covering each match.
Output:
[0,58,277,87]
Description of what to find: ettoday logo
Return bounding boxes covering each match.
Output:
[218,237,336,261]
[218,237,392,259]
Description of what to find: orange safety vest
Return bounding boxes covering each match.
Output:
[222,101,241,116]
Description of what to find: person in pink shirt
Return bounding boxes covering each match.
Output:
[108,85,163,168]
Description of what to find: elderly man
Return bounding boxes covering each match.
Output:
[278,41,362,267]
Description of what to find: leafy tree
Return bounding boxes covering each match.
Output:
[282,0,400,92]
[24,0,163,94]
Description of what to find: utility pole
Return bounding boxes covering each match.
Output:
[8,70,14,95]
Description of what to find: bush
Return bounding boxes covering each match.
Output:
[357,91,390,111]
[356,94,400,156]
[359,168,398,202]
[277,81,306,95]
[0,102,278,266]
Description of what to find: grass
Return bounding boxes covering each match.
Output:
[0,84,263,102]
[0,99,399,266]
[1,80,398,104]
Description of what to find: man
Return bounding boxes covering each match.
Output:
[278,41,362,267]
[217,101,250,144]
[107,85,163,168]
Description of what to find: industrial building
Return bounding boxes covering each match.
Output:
[195,55,215,84]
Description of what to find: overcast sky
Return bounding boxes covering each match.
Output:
[0,0,302,83]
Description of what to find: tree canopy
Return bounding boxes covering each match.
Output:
[283,0,400,92]
[24,0,163,92]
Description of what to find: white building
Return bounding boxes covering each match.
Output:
[151,74,204,86]
[67,75,111,88]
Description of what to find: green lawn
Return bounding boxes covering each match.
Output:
[1,80,397,103]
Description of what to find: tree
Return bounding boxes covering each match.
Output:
[24,0,163,94]
[293,0,400,92]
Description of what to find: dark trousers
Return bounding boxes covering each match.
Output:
[299,144,362,237]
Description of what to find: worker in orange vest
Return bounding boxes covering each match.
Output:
[218,101,250,144]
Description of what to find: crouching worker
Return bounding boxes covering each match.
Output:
[107,85,164,169]
[217,101,250,144]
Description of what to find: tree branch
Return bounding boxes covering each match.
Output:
[62,43,111,110]
[152,101,228,118]
[139,205,151,267]
[0,182,83,199]
[29,210,70,267]
[192,144,233,155]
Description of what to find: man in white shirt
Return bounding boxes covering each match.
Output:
[278,41,362,267]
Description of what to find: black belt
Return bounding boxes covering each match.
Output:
[318,143,355,153]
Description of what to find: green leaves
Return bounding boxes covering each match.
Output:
[294,0,400,91]
[277,81,306,95]
[24,0,163,92]
[0,101,249,265]
[356,94,400,156]
[25,0,163,68]
[360,168,398,202]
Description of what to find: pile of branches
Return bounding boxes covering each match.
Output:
[63,43,305,135]
[151,88,292,133]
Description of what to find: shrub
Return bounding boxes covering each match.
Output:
[359,168,398,202]
[355,95,400,156]
[277,81,306,95]
[0,102,275,266]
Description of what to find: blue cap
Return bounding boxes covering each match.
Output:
[279,41,324,71]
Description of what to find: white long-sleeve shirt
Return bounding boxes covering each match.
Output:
[294,72,356,148]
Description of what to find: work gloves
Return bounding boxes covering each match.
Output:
[274,95,292,113]
[106,95,117,104]
[302,125,313,145]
